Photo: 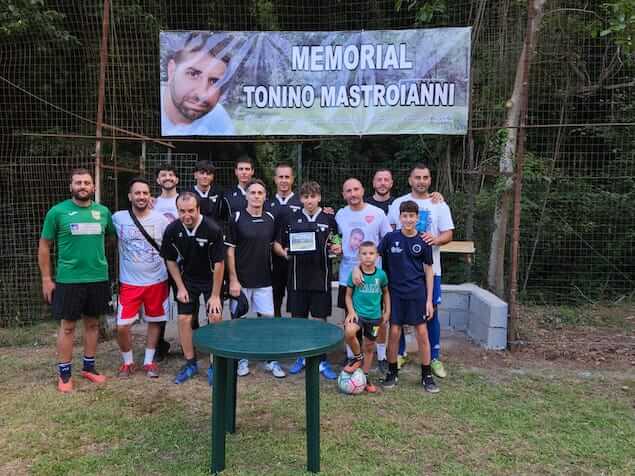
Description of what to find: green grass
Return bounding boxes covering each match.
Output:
[0,326,633,475]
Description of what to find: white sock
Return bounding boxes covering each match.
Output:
[346,345,354,359]
[122,350,133,365]
[144,348,155,366]
[376,343,386,361]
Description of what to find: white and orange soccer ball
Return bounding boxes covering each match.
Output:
[337,368,366,395]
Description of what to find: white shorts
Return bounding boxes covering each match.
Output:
[242,286,274,316]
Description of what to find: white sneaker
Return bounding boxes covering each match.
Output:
[265,361,286,378]
[237,359,250,377]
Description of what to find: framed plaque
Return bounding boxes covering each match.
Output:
[289,231,317,254]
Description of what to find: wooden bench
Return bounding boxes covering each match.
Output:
[440,240,475,263]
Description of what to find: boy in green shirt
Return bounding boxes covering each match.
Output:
[343,241,390,393]
[38,168,115,393]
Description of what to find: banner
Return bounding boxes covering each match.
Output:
[160,29,470,136]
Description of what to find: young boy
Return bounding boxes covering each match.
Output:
[378,200,439,393]
[344,241,390,393]
[273,181,339,380]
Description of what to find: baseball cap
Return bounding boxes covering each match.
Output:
[229,291,249,319]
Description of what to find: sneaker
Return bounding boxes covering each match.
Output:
[422,375,440,393]
[289,357,305,375]
[174,362,198,384]
[80,369,107,384]
[57,376,73,393]
[117,363,136,379]
[237,359,250,377]
[382,372,398,389]
[377,359,388,374]
[343,357,362,373]
[143,362,160,379]
[365,381,378,393]
[319,361,337,380]
[265,361,286,378]
[155,340,170,363]
[431,359,447,378]
[207,365,214,386]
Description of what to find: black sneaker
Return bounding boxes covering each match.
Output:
[422,374,440,393]
[382,372,398,389]
[155,339,170,363]
[377,359,388,374]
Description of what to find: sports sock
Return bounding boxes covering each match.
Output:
[388,361,398,376]
[422,364,432,378]
[376,343,386,361]
[187,357,197,367]
[58,361,72,383]
[82,355,96,372]
[121,350,133,365]
[354,352,363,362]
[144,348,155,366]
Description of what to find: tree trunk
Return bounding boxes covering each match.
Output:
[487,0,547,297]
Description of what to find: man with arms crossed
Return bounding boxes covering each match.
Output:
[161,33,235,135]
[38,168,115,392]
[160,192,225,384]
[267,163,302,317]
[335,178,392,359]
[226,179,285,378]
[387,163,454,379]
[112,178,170,378]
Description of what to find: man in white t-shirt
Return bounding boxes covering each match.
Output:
[113,178,170,379]
[387,163,454,378]
[335,178,392,311]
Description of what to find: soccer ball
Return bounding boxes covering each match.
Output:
[337,368,366,395]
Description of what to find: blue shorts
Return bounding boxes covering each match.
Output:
[390,295,427,327]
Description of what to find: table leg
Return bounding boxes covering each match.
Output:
[212,355,228,473]
[225,358,237,434]
[305,356,320,473]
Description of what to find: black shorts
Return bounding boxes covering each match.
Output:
[390,295,427,327]
[176,280,212,316]
[52,281,111,321]
[337,285,348,309]
[287,290,331,319]
[355,316,382,343]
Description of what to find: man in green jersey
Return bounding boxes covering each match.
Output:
[38,168,116,393]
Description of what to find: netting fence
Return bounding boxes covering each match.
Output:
[1,0,633,326]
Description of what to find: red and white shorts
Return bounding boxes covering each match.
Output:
[117,281,169,326]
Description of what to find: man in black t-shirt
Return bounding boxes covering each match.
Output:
[161,192,225,385]
[274,181,339,380]
[226,179,285,379]
[365,168,395,215]
[190,159,230,225]
[225,156,254,214]
[267,163,302,317]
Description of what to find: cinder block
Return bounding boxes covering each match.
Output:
[485,327,507,350]
[440,291,469,311]
[470,287,508,328]
[438,309,451,329]
[450,310,468,331]
[467,316,489,346]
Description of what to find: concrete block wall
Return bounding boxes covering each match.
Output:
[439,283,508,350]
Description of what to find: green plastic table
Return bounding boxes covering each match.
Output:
[193,318,343,474]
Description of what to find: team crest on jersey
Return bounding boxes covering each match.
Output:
[390,241,403,253]
[196,238,208,247]
[210,195,217,202]
[412,243,422,254]
[290,205,301,211]
[91,210,101,220]
[364,215,375,224]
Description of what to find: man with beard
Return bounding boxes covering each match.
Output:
[38,168,116,392]
[154,163,180,223]
[365,168,395,215]
[160,192,225,384]
[112,178,170,379]
[161,33,235,135]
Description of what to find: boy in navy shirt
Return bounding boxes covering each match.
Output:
[378,200,439,393]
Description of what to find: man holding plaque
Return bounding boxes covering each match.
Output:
[387,163,454,379]
[273,181,339,380]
